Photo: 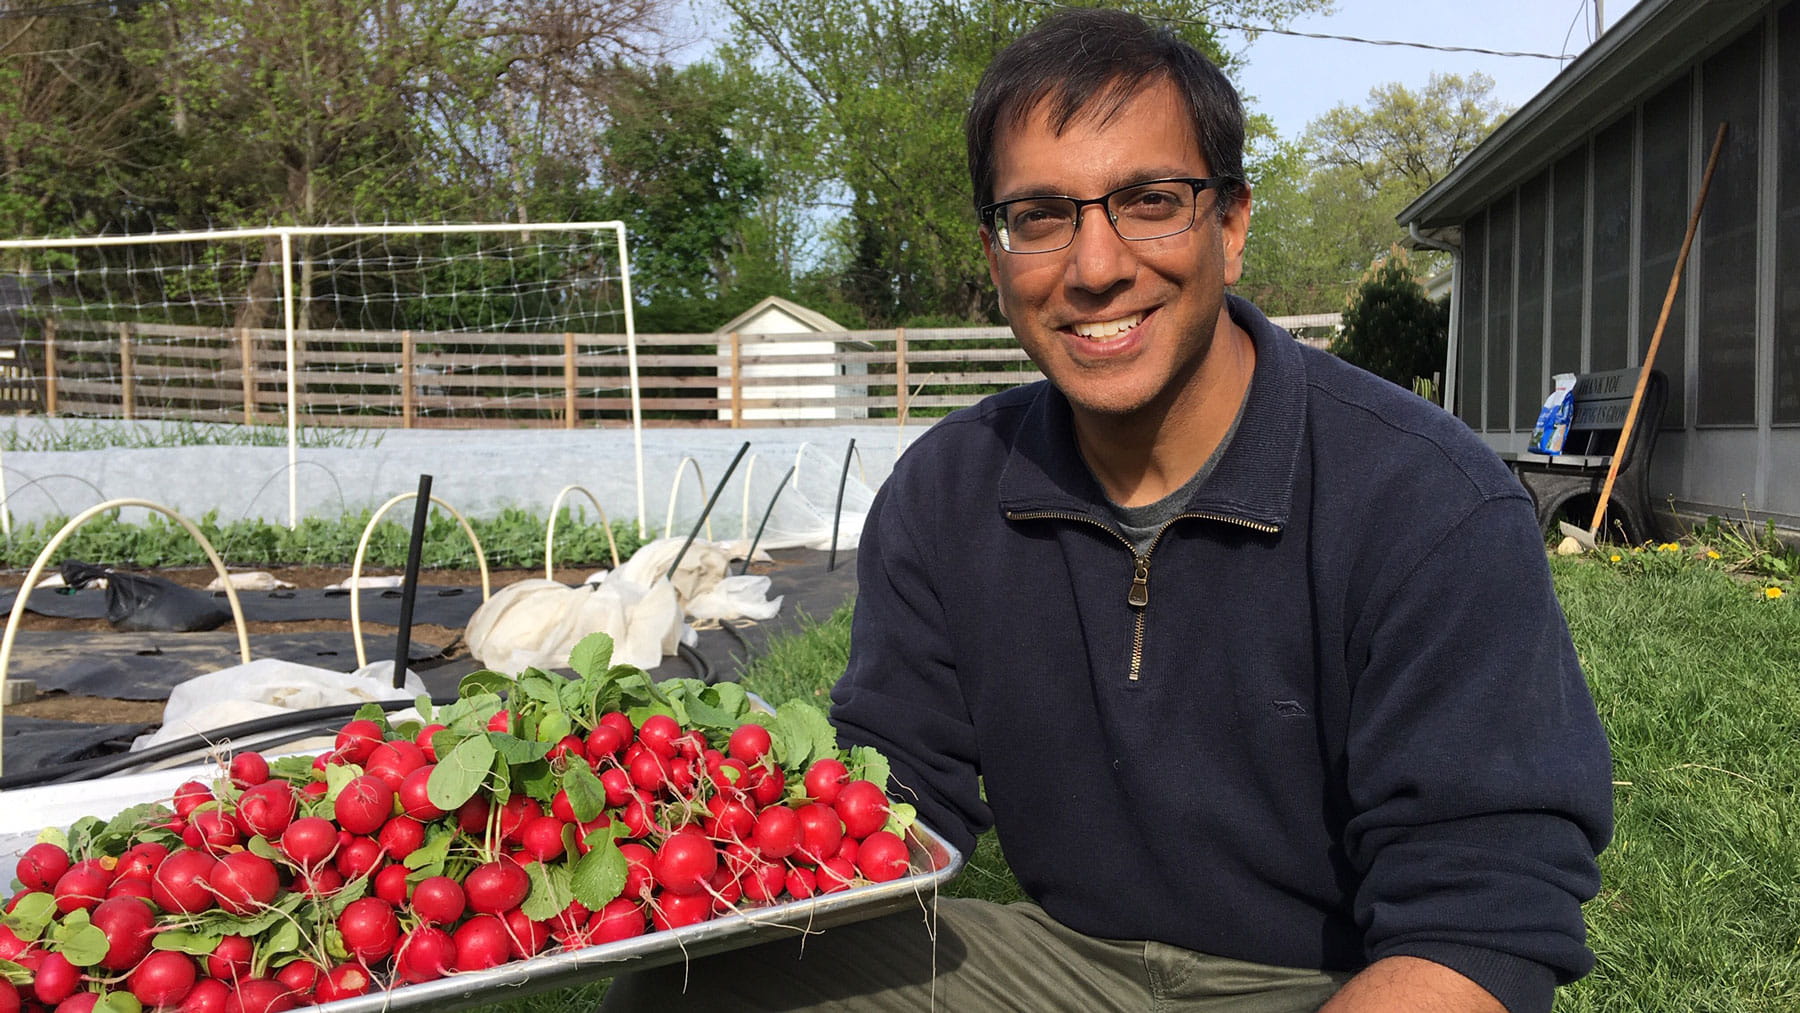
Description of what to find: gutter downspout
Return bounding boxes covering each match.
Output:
[1409,222,1461,415]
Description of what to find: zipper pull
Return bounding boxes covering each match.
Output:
[1128,557,1149,607]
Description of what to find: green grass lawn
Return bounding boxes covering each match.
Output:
[478,551,1799,1011]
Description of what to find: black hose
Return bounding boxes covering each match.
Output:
[0,696,458,790]
[667,441,751,582]
[738,465,796,577]
[675,641,715,685]
[828,438,856,573]
[392,474,433,689]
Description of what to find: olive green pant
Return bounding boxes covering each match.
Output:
[599,898,1353,1012]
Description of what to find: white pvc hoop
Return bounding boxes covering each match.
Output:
[348,493,491,669]
[0,498,252,777]
[661,456,713,543]
[739,453,762,542]
[545,485,621,579]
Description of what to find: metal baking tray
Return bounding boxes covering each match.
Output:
[0,757,964,1011]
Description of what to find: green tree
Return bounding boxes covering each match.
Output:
[1241,72,1506,315]
[1329,251,1447,390]
[720,0,1330,326]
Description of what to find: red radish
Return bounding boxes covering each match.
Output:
[518,816,567,862]
[228,751,270,787]
[116,841,170,881]
[205,935,252,981]
[857,830,910,883]
[333,775,394,836]
[741,860,786,904]
[706,865,742,910]
[89,895,156,970]
[703,796,756,843]
[550,789,578,824]
[804,757,849,804]
[294,866,344,900]
[452,915,512,971]
[393,927,454,984]
[333,837,381,880]
[333,719,385,764]
[235,782,296,840]
[272,960,320,995]
[816,854,857,893]
[189,809,241,854]
[588,898,646,942]
[712,757,751,795]
[32,952,80,1004]
[548,899,591,943]
[410,876,466,925]
[413,723,449,762]
[501,909,550,960]
[209,853,279,915]
[172,781,213,819]
[455,797,490,835]
[129,949,198,1008]
[785,866,817,899]
[794,803,844,862]
[278,817,338,869]
[598,768,632,808]
[575,815,612,855]
[0,980,16,1013]
[584,723,625,762]
[178,978,229,1013]
[486,710,512,733]
[636,714,680,758]
[652,833,718,896]
[497,795,537,842]
[648,889,710,930]
[55,993,100,1013]
[397,766,445,821]
[337,897,400,963]
[225,977,294,1013]
[52,859,112,915]
[373,864,410,905]
[463,860,529,915]
[0,925,29,960]
[834,835,860,865]
[547,734,586,763]
[749,766,786,806]
[105,873,153,902]
[315,964,371,1002]
[377,816,425,859]
[618,843,655,900]
[151,849,217,914]
[833,779,889,839]
[751,805,801,860]
[619,796,656,839]
[726,723,772,765]
[364,740,427,792]
[16,842,70,892]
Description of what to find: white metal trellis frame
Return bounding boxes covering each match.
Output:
[0,222,647,534]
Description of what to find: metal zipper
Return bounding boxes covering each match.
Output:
[1006,509,1280,681]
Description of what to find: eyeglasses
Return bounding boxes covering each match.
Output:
[980,177,1235,254]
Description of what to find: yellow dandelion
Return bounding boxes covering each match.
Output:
[1706,549,1721,560]
[1658,542,1680,552]
[1609,554,1622,563]
[1766,587,1786,600]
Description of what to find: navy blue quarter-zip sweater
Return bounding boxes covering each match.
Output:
[830,296,1613,1013]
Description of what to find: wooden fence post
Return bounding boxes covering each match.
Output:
[730,331,742,428]
[563,331,577,428]
[118,322,135,419]
[42,318,58,416]
[894,327,908,424]
[401,329,415,429]
[239,328,256,425]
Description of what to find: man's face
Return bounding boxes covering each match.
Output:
[981,80,1250,421]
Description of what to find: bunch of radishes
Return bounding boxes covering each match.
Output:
[0,634,916,1013]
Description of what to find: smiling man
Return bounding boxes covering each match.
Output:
[602,10,1612,1013]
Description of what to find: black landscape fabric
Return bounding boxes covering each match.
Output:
[0,584,486,628]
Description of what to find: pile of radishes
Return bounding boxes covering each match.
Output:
[0,633,917,1013]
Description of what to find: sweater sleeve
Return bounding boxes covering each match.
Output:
[828,476,991,860]
[1343,494,1613,1013]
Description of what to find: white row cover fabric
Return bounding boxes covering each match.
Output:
[131,657,427,751]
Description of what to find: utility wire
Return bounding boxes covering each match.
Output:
[1016,0,1574,61]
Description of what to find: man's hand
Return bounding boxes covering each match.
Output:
[1319,956,1507,1013]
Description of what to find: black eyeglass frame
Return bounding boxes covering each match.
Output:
[979,176,1238,254]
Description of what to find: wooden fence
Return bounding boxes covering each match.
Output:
[17,319,1045,428]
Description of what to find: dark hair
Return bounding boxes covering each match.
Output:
[965,8,1246,217]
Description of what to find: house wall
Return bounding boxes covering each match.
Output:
[1453,0,1800,531]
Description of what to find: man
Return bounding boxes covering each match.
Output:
[604,9,1611,1011]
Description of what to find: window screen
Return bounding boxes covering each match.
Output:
[1459,213,1487,430]
[1639,76,1691,429]
[1550,147,1587,375]
[1486,196,1515,432]
[1697,27,1762,426]
[1777,4,1800,423]
[1591,117,1635,371]
[1515,174,1549,428]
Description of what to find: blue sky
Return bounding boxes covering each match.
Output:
[1230,0,1649,138]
